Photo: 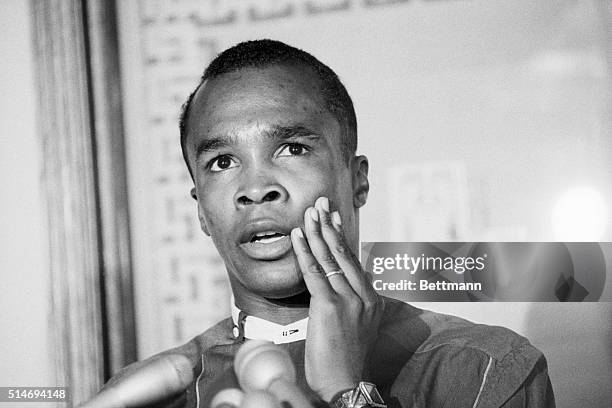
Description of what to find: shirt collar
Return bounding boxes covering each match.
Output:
[230,298,308,344]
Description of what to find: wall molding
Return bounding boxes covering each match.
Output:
[85,0,138,377]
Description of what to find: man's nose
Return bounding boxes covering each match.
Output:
[234,173,288,207]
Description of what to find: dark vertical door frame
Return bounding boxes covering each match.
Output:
[85,0,138,378]
[31,0,136,403]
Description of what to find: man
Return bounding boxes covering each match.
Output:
[106,40,555,407]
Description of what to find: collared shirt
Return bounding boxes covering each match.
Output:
[230,300,309,344]
[105,298,555,408]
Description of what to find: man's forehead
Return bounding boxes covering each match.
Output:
[193,65,327,114]
[186,64,339,143]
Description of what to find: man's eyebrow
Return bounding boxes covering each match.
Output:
[194,135,237,158]
[266,125,322,141]
[194,125,320,159]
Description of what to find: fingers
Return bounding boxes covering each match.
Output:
[313,198,364,293]
[302,201,355,296]
[291,196,378,305]
[315,197,380,304]
[290,227,334,300]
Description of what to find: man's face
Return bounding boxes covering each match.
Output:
[184,64,367,299]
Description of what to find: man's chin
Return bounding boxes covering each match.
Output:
[227,251,308,299]
[254,277,308,300]
[266,289,311,307]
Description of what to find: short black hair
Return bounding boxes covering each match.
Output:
[179,39,357,179]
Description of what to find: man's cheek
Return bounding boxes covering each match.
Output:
[200,206,224,239]
[294,173,334,198]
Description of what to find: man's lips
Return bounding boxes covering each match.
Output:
[238,219,295,261]
[239,235,293,260]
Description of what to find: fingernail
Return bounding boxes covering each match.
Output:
[293,227,304,238]
[320,197,329,212]
[309,207,319,222]
[332,211,342,226]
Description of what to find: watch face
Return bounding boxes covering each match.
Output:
[359,382,386,407]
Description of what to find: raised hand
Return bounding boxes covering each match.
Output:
[290,196,384,402]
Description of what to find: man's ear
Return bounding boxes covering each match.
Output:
[351,155,369,208]
[191,187,211,236]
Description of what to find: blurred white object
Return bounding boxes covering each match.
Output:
[235,340,313,408]
[552,186,608,241]
[211,388,245,408]
[388,161,471,241]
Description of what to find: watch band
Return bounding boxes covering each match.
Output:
[332,382,386,408]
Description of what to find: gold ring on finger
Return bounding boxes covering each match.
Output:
[325,270,344,278]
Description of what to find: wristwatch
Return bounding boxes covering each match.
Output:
[331,382,386,408]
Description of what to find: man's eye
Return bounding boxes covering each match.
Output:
[277,143,309,157]
[209,155,238,172]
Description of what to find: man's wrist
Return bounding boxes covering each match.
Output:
[322,381,359,403]
[329,386,356,405]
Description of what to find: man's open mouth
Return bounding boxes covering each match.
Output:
[250,231,286,244]
[239,220,294,261]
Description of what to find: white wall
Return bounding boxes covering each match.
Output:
[0,0,55,405]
